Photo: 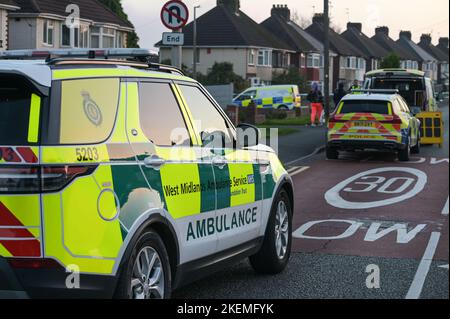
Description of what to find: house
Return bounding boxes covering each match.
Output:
[417,34,449,90]
[341,22,389,72]
[305,14,367,90]
[371,27,420,70]
[7,0,133,50]
[157,0,295,86]
[0,0,19,50]
[260,4,336,90]
[396,31,438,82]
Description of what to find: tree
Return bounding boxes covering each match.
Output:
[291,9,310,28]
[272,66,307,93]
[201,62,248,92]
[380,53,401,69]
[98,0,140,48]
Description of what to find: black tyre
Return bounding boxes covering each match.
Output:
[249,189,292,275]
[326,146,339,160]
[115,230,171,299]
[398,138,411,162]
[411,140,420,154]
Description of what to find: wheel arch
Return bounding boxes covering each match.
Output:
[114,212,180,285]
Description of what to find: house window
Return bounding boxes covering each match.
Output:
[258,49,272,67]
[116,32,124,48]
[61,25,79,47]
[90,26,100,48]
[102,27,115,48]
[307,53,321,68]
[43,20,54,45]
[300,54,306,68]
[248,49,255,65]
[80,25,89,48]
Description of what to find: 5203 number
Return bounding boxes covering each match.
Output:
[76,147,99,162]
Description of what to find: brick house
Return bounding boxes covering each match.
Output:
[260,5,337,91]
[7,0,134,50]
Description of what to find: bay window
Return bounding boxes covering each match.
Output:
[43,20,54,45]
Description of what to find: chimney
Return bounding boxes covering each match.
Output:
[217,0,240,12]
[438,37,449,49]
[347,22,362,33]
[271,4,291,22]
[312,13,324,25]
[375,26,389,36]
[420,34,432,46]
[400,31,412,41]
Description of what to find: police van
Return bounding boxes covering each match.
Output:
[0,49,294,299]
[232,85,301,110]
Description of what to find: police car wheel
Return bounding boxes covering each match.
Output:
[398,138,411,162]
[249,189,292,275]
[326,147,339,160]
[115,230,171,299]
[411,138,420,154]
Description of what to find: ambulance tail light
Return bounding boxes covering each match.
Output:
[0,165,97,194]
[41,165,97,192]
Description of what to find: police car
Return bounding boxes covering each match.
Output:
[0,49,294,299]
[232,85,301,110]
[327,89,421,161]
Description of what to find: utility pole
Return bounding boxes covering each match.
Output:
[323,0,331,122]
[193,5,200,80]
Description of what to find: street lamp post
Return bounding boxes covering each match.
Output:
[193,5,201,80]
[323,0,330,122]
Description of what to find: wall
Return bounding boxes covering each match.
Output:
[8,17,38,49]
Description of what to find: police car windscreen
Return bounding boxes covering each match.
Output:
[0,75,36,145]
[340,100,389,115]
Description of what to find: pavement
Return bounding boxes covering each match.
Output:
[174,101,449,299]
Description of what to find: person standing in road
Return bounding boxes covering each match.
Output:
[333,82,347,110]
[349,79,361,93]
[307,82,324,127]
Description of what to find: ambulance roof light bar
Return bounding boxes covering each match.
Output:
[351,89,400,95]
[0,48,158,61]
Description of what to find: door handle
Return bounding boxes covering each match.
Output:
[144,155,166,169]
[212,157,227,168]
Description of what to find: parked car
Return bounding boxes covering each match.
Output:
[327,90,421,162]
[232,85,301,110]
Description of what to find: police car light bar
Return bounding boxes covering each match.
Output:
[351,89,400,95]
[0,48,158,60]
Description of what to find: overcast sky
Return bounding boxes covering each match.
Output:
[122,0,449,50]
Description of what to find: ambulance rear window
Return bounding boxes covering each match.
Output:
[0,75,41,145]
[339,100,390,115]
[48,78,120,145]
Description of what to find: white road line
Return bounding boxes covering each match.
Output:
[442,197,449,216]
[406,232,441,299]
[287,166,300,174]
[285,145,326,167]
[289,166,310,177]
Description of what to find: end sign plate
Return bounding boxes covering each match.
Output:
[162,32,184,46]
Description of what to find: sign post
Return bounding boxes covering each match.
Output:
[161,0,189,69]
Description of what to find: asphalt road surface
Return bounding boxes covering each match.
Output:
[174,102,449,299]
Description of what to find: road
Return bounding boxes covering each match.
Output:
[174,102,449,299]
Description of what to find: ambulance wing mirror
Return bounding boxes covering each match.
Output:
[236,124,260,148]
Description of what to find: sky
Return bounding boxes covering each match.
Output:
[122,0,449,50]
